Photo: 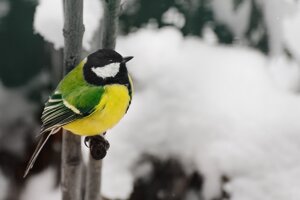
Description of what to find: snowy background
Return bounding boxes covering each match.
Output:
[1,0,300,200]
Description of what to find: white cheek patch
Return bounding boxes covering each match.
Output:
[91,62,120,78]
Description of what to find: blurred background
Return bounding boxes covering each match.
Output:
[1,0,300,200]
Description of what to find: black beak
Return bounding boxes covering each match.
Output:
[122,56,134,63]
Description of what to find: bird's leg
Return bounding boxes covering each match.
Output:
[84,133,110,160]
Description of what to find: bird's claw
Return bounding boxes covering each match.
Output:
[84,136,91,148]
[84,134,110,160]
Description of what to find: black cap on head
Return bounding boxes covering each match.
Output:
[86,49,123,68]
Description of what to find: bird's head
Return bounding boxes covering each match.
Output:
[83,49,133,86]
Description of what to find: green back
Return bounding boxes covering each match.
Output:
[58,60,104,114]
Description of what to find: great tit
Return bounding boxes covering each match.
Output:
[24,49,133,177]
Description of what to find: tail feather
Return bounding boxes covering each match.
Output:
[23,128,60,178]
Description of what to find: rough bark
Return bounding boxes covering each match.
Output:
[61,0,85,200]
[84,1,121,200]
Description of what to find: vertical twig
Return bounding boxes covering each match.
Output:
[102,0,121,49]
[84,1,121,200]
[61,0,85,200]
[84,155,102,200]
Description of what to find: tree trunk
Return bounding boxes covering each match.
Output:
[84,1,121,200]
[61,0,85,200]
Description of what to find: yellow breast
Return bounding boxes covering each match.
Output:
[63,85,130,136]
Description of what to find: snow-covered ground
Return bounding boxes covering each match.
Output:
[100,27,300,200]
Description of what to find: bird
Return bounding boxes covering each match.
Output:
[23,49,133,177]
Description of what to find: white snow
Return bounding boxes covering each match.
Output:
[22,168,61,200]
[94,27,300,200]
[0,0,10,19]
[34,0,103,50]
[257,0,296,55]
[268,55,300,92]
[202,25,218,45]
[211,0,251,40]
[212,0,300,56]
[33,0,63,49]
[162,7,186,29]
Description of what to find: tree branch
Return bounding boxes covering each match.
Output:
[102,0,121,49]
[84,154,103,200]
[84,1,121,200]
[61,0,84,200]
